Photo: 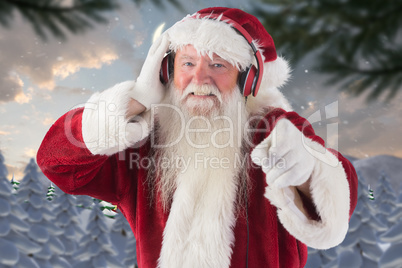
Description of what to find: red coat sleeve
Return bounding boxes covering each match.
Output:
[37,107,138,204]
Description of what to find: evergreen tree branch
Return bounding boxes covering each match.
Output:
[1,0,119,40]
[130,0,184,11]
[254,0,402,102]
[1,0,186,40]
[338,65,402,77]
[3,0,117,13]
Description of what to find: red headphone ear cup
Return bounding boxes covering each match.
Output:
[160,55,170,84]
[238,65,257,97]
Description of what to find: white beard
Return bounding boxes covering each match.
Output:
[154,82,250,268]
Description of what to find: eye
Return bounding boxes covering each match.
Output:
[184,62,194,67]
[213,63,224,68]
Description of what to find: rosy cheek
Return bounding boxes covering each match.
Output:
[218,75,238,94]
[174,71,191,91]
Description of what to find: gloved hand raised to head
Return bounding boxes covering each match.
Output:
[128,32,171,116]
[81,33,171,155]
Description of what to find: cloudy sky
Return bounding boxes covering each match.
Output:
[1,0,401,180]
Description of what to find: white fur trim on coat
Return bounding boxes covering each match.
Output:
[82,81,151,155]
[158,158,239,267]
[263,138,350,249]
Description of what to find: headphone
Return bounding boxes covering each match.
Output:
[159,13,264,97]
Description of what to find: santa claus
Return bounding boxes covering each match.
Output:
[37,7,358,268]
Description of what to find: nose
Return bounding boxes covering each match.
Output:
[192,62,212,85]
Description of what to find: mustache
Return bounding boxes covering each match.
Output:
[180,83,223,104]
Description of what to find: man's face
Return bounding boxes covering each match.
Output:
[173,45,239,105]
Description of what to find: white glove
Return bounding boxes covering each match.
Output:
[250,118,317,222]
[130,32,171,110]
[251,118,352,249]
[251,119,316,189]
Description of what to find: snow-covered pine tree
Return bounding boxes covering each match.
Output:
[16,159,71,268]
[99,200,118,219]
[378,221,402,268]
[110,211,138,267]
[124,231,138,268]
[0,152,40,267]
[326,250,363,267]
[73,200,123,268]
[306,246,338,267]
[75,194,96,210]
[375,171,397,229]
[46,183,56,201]
[321,171,386,268]
[378,182,402,268]
[50,186,85,265]
[390,184,402,227]
[10,174,19,193]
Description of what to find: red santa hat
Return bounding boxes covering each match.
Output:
[166,7,292,112]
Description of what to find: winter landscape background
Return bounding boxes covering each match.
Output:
[1,0,401,267]
[0,153,138,268]
[1,151,401,268]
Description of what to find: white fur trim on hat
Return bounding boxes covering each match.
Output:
[246,57,292,112]
[262,56,291,89]
[167,14,254,71]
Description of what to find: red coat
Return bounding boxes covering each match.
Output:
[37,107,358,268]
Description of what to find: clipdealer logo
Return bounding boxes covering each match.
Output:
[63,100,341,167]
[127,151,285,172]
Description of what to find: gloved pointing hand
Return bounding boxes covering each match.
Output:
[251,119,316,190]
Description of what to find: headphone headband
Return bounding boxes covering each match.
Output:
[189,13,264,96]
[160,13,265,97]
